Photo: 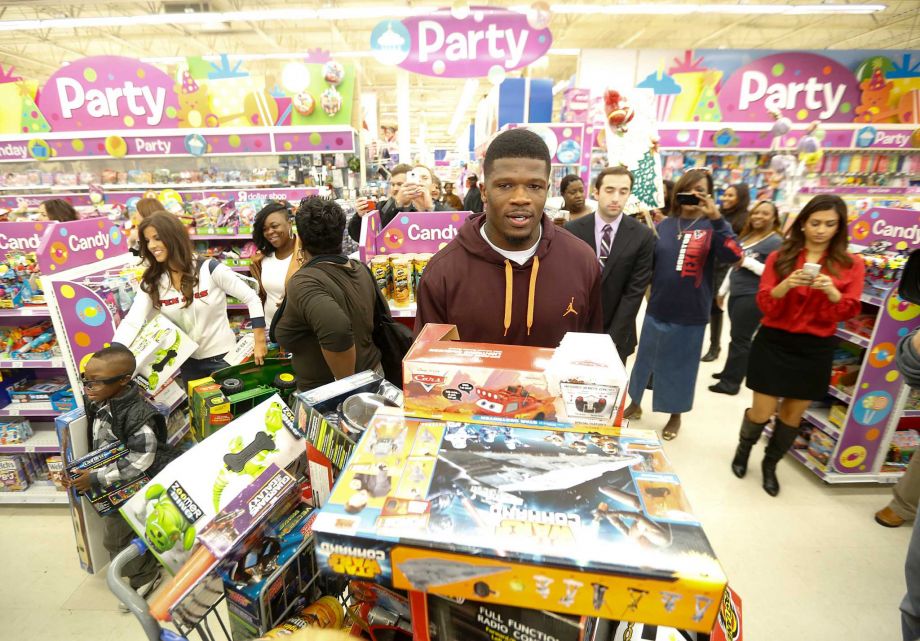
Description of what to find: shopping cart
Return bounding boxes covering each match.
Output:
[107,538,232,641]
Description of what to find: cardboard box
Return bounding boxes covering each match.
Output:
[66,442,149,515]
[0,455,30,491]
[403,325,626,429]
[190,379,233,441]
[120,395,304,574]
[312,409,727,632]
[128,315,199,396]
[8,377,70,407]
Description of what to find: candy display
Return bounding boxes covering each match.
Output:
[320,87,343,117]
[369,253,432,308]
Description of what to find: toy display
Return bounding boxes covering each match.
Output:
[807,428,836,468]
[0,418,33,444]
[126,314,199,395]
[884,430,920,472]
[404,325,627,428]
[7,377,72,410]
[120,395,303,573]
[0,251,44,308]
[65,441,150,516]
[313,408,727,632]
[0,321,60,361]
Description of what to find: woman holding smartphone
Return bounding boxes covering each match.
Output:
[731,194,864,496]
[623,168,743,440]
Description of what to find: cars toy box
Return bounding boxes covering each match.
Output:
[403,324,626,429]
[312,408,727,632]
[120,395,304,574]
[65,441,149,516]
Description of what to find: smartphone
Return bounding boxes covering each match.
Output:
[802,262,822,280]
[405,170,420,185]
[676,192,701,206]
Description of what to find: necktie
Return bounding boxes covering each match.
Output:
[599,224,612,267]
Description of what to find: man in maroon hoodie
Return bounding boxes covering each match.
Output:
[415,128,602,347]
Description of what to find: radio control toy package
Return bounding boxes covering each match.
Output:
[120,395,304,574]
[65,441,150,516]
[313,408,726,632]
[403,324,626,428]
[127,314,199,395]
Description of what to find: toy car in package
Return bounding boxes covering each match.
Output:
[120,395,304,574]
[126,314,199,395]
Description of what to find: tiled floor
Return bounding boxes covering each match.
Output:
[0,340,913,640]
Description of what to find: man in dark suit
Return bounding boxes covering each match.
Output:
[462,174,484,213]
[565,166,656,365]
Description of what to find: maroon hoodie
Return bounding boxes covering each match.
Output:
[414,213,602,347]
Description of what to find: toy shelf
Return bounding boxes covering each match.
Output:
[190,234,252,240]
[834,327,870,349]
[0,482,68,504]
[802,407,842,441]
[0,307,51,318]
[828,385,853,405]
[0,406,61,418]
[0,358,65,369]
[389,302,417,318]
[0,429,60,454]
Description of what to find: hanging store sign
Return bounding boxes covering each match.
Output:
[370,6,552,78]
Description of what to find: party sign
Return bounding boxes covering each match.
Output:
[371,6,552,78]
[36,217,127,274]
[38,56,180,132]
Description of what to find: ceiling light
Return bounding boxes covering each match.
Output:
[550,3,885,16]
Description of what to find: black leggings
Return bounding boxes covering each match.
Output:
[718,294,762,392]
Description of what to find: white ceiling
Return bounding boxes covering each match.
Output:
[0,0,917,147]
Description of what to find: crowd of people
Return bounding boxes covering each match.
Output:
[67,127,888,600]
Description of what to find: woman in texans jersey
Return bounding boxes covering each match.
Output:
[113,211,267,384]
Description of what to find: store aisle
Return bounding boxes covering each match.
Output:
[0,352,912,641]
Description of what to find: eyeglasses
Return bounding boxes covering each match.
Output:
[81,373,132,390]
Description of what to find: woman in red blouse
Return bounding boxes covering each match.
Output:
[731,194,864,496]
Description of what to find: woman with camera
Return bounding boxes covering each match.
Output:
[623,168,743,440]
[730,194,864,496]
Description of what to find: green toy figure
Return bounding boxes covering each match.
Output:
[146,329,182,391]
[143,483,197,553]
[212,401,286,510]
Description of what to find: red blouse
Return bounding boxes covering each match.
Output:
[757,249,865,337]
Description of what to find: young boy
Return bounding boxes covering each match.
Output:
[70,344,170,599]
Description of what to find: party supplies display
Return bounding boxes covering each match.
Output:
[66,441,151,516]
[120,395,303,574]
[127,315,199,395]
[404,324,627,428]
[313,409,727,632]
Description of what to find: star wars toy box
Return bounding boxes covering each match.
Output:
[120,395,304,574]
[312,408,727,632]
[403,324,627,429]
[66,441,150,516]
[127,314,199,396]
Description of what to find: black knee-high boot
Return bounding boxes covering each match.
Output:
[731,410,768,478]
[762,419,800,497]
[701,313,723,362]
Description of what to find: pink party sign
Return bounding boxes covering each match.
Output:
[0,221,52,261]
[38,56,180,133]
[371,6,552,78]
[718,52,861,123]
[359,210,468,262]
[36,217,128,274]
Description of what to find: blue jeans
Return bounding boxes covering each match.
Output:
[179,353,229,386]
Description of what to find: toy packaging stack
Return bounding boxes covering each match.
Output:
[7,377,74,411]
[0,455,31,491]
[0,251,44,309]
[0,418,33,444]
[0,453,62,492]
[120,395,303,574]
[884,430,920,472]
[312,407,727,633]
[403,324,627,429]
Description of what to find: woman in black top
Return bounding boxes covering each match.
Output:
[702,183,751,362]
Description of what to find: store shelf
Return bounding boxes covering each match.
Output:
[903,410,920,418]
[862,292,887,307]
[389,302,417,318]
[0,307,51,318]
[0,406,60,417]
[0,483,69,504]
[39,181,281,192]
[828,386,853,404]
[0,358,65,369]
[788,448,902,485]
[190,234,253,240]
[0,429,60,454]
[168,419,192,447]
[834,327,870,348]
[803,407,842,441]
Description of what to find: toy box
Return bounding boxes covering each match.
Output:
[223,505,318,640]
[190,379,233,441]
[0,418,32,444]
[807,428,836,467]
[404,325,627,429]
[127,314,199,395]
[7,377,71,408]
[120,395,304,574]
[66,441,150,516]
[312,409,727,632]
[0,455,30,491]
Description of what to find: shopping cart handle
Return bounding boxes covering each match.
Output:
[106,540,165,641]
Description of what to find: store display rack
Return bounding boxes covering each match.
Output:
[0,482,69,505]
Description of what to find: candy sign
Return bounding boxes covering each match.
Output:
[0,222,50,262]
[718,53,861,123]
[38,56,180,132]
[36,218,127,273]
[371,6,552,78]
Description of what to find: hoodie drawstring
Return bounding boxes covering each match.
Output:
[502,256,540,337]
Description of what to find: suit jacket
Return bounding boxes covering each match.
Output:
[565,213,656,359]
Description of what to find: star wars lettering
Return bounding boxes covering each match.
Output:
[675,229,712,287]
[321,542,385,578]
